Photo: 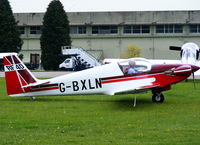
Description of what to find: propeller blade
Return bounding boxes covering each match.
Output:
[169,46,181,51]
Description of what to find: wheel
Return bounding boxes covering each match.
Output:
[31,96,36,100]
[60,67,66,70]
[152,92,164,103]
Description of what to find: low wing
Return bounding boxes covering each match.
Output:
[101,74,160,95]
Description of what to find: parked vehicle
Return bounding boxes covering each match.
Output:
[59,58,76,71]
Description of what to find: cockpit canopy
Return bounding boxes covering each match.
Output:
[118,58,152,75]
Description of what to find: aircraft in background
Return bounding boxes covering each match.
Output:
[2,54,199,103]
[103,42,200,75]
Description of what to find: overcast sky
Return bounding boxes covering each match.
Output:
[9,0,200,13]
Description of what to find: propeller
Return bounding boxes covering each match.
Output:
[169,46,182,51]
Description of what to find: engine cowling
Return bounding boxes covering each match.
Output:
[171,65,192,76]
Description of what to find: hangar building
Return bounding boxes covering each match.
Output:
[14,11,200,65]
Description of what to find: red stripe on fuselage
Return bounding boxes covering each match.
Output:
[23,83,59,93]
[101,73,153,84]
[101,64,191,85]
[101,72,189,88]
[25,86,59,93]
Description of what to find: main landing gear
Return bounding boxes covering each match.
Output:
[31,96,36,100]
[152,92,165,103]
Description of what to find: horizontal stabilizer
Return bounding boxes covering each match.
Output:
[22,80,50,88]
[169,46,181,51]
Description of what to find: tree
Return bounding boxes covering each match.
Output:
[40,0,71,70]
[120,45,141,58]
[0,0,23,53]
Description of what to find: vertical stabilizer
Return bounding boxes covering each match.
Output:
[3,55,38,96]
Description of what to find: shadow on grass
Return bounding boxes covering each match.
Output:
[3,96,159,111]
[112,98,159,111]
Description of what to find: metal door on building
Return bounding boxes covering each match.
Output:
[30,53,40,69]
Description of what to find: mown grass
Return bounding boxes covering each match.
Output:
[0,78,200,145]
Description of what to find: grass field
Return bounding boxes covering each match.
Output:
[0,78,200,145]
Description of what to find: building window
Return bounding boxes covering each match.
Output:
[164,25,173,33]
[132,25,140,33]
[70,26,86,34]
[156,25,164,33]
[174,25,183,33]
[124,26,132,33]
[30,26,41,34]
[189,24,200,33]
[92,26,118,34]
[156,25,183,33]
[18,26,25,34]
[142,25,150,33]
[123,25,150,34]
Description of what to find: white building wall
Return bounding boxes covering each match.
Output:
[13,11,200,64]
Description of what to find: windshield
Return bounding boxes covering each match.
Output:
[64,59,70,63]
[118,58,152,75]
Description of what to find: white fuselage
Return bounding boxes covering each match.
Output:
[12,62,155,97]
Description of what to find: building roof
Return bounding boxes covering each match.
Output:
[14,10,200,26]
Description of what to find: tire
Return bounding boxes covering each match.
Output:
[60,67,66,70]
[152,92,165,103]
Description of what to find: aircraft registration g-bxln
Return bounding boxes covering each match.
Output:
[2,55,200,103]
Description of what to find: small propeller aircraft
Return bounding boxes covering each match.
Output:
[2,54,200,103]
[149,42,200,69]
[104,42,200,65]
[103,42,200,76]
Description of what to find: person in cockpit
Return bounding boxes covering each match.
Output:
[125,60,138,74]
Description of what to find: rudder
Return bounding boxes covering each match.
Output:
[3,55,37,96]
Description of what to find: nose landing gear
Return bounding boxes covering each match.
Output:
[152,92,164,103]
